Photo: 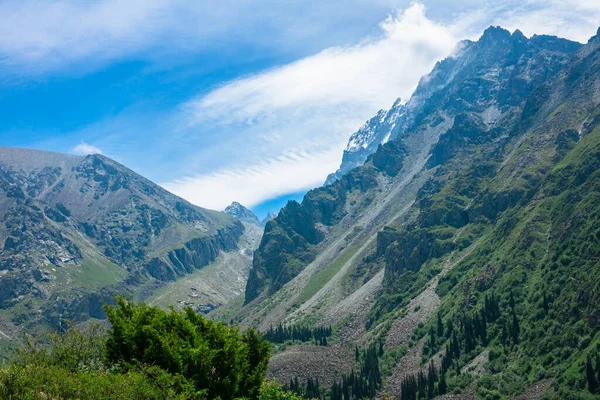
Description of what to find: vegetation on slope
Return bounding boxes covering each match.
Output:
[241,28,600,400]
[368,34,600,398]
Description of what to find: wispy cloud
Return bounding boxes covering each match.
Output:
[0,0,404,76]
[72,141,103,155]
[165,3,458,209]
[5,0,600,212]
[162,147,342,210]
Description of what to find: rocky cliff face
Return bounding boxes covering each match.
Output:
[246,27,581,304]
[0,148,243,338]
[325,26,581,185]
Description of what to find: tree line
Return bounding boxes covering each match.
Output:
[263,323,332,346]
[284,341,384,399]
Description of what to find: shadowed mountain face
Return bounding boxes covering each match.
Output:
[0,147,243,342]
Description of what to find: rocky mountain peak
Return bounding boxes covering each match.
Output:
[0,146,243,328]
[224,201,261,226]
[479,25,511,44]
[325,26,582,186]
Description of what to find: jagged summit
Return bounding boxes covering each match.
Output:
[261,211,278,225]
[325,26,581,185]
[224,201,262,226]
[479,25,511,43]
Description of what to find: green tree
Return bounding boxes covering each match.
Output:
[105,298,270,399]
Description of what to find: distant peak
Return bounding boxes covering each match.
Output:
[480,26,511,43]
[512,29,527,41]
[261,211,278,225]
[224,201,261,226]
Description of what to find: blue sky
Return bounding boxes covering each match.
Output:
[1,1,599,218]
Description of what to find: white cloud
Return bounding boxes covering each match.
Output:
[72,141,103,155]
[7,0,600,211]
[0,0,406,75]
[166,3,458,209]
[187,3,457,126]
[162,147,342,210]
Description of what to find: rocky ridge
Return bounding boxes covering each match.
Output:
[0,147,243,352]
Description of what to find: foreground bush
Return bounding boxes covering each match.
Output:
[0,364,191,399]
[105,298,270,399]
[0,299,273,399]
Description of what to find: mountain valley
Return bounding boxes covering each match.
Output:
[2,24,600,400]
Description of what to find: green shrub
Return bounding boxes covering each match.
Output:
[105,298,271,399]
[0,299,272,400]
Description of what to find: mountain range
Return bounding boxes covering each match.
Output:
[2,24,600,399]
[0,148,253,357]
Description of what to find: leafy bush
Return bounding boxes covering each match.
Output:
[0,300,272,400]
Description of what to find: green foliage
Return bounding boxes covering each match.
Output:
[263,324,332,346]
[105,298,270,399]
[15,323,107,373]
[257,380,307,399]
[0,364,193,400]
[0,300,272,400]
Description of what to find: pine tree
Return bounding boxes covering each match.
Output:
[480,309,488,345]
[445,319,454,338]
[427,360,437,397]
[438,372,447,395]
[429,325,436,351]
[437,313,444,338]
[500,320,509,345]
[587,355,599,393]
[510,310,520,344]
[596,353,600,390]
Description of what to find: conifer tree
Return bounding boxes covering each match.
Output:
[438,372,447,395]
[510,310,520,344]
[587,355,599,393]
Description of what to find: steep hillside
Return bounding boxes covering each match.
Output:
[245,27,580,305]
[0,147,244,358]
[221,27,600,399]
